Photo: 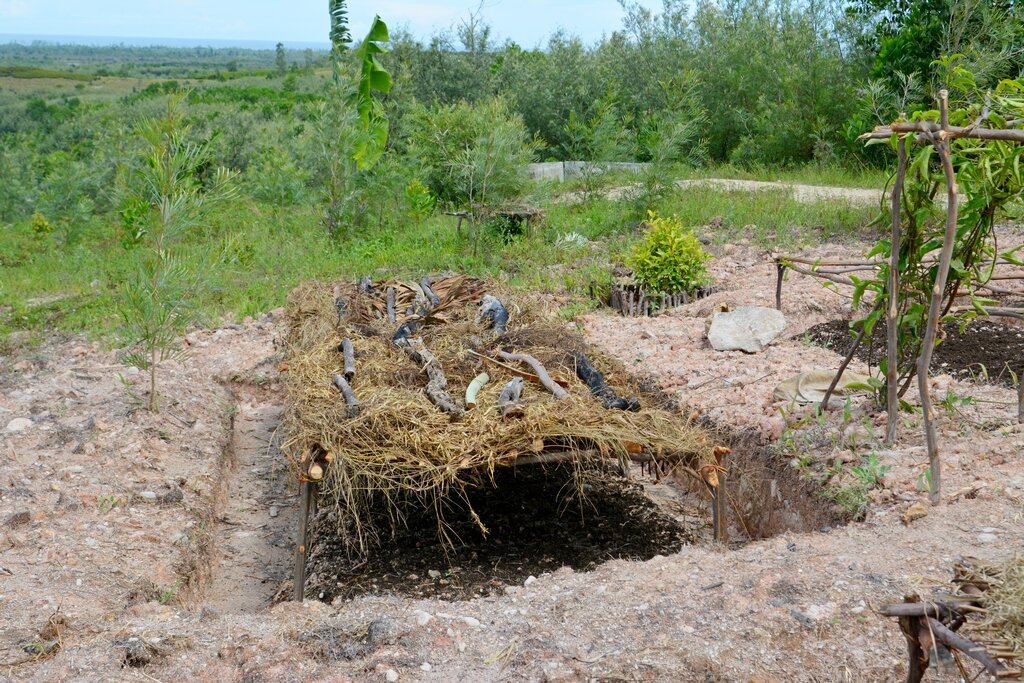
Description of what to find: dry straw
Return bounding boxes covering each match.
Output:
[281,275,715,553]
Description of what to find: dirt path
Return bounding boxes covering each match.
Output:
[593,177,887,205]
[208,398,294,613]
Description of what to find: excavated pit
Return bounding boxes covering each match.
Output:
[301,427,845,603]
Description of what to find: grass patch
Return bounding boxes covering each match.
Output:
[0,65,94,81]
[0,185,876,343]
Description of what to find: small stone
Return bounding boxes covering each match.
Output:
[427,569,441,579]
[4,511,31,528]
[5,418,32,433]
[414,610,434,626]
[524,576,537,586]
[385,669,399,682]
[139,491,157,501]
[901,501,928,525]
[420,663,432,672]
[367,616,397,647]
[977,533,997,543]
[461,616,481,628]
[269,505,279,518]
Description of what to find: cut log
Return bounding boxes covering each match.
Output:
[498,377,525,418]
[331,373,361,417]
[340,339,356,380]
[358,276,373,294]
[392,318,421,343]
[420,277,441,308]
[497,351,568,399]
[477,295,510,335]
[386,287,397,324]
[396,337,464,418]
[572,352,640,411]
[465,372,490,410]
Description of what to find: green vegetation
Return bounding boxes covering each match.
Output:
[629,213,711,294]
[5,0,1014,356]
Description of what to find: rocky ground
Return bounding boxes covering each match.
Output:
[1,233,1023,682]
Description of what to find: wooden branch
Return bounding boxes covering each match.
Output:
[397,337,464,419]
[927,617,1012,677]
[783,262,856,287]
[497,377,525,418]
[497,351,569,399]
[820,325,868,410]
[573,351,640,411]
[887,137,908,446]
[918,92,958,506]
[340,338,356,380]
[465,372,489,410]
[385,286,397,324]
[864,120,1024,143]
[358,275,373,294]
[420,277,441,307]
[467,349,572,388]
[332,373,361,417]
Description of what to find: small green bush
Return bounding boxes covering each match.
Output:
[629,211,711,294]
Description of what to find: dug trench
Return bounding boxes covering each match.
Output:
[299,424,847,604]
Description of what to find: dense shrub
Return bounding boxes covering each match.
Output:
[629,212,711,294]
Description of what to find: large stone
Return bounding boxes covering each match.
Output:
[707,306,786,353]
[5,418,32,433]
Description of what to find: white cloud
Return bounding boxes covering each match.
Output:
[0,0,30,18]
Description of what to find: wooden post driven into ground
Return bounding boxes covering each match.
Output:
[293,479,315,601]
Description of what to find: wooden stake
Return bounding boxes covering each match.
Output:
[820,325,868,411]
[293,479,315,602]
[331,373,361,417]
[886,137,909,446]
[498,377,525,418]
[775,262,786,311]
[918,90,958,506]
[1017,379,1023,424]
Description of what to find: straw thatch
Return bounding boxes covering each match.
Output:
[281,274,715,552]
[963,555,1024,659]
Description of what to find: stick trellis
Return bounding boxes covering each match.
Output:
[774,89,1024,504]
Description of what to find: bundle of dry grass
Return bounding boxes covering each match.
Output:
[281,274,716,552]
[960,555,1024,664]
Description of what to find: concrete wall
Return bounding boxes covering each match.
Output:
[527,161,649,182]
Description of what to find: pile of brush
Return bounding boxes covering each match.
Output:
[281,274,719,552]
[881,555,1023,681]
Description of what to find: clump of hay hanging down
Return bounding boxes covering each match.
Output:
[281,274,717,553]
[961,555,1024,665]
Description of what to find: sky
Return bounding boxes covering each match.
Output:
[0,1,663,48]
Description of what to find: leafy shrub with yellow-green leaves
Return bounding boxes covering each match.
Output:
[629,212,711,294]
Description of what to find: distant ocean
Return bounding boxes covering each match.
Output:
[0,34,330,50]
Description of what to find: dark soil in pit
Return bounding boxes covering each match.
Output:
[304,466,692,602]
[804,318,1024,387]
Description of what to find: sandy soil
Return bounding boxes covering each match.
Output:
[1,235,1023,682]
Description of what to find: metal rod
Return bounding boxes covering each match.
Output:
[887,137,908,446]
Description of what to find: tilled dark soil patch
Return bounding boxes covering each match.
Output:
[304,466,692,602]
[805,318,1024,387]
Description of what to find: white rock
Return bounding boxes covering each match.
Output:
[420,663,432,672]
[977,533,997,543]
[414,610,434,626]
[524,575,537,586]
[427,569,441,579]
[461,616,481,628]
[269,505,279,518]
[5,418,33,433]
[707,306,786,353]
[385,669,399,683]
[139,491,157,501]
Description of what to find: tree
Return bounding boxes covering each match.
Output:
[275,42,286,76]
[117,94,237,411]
